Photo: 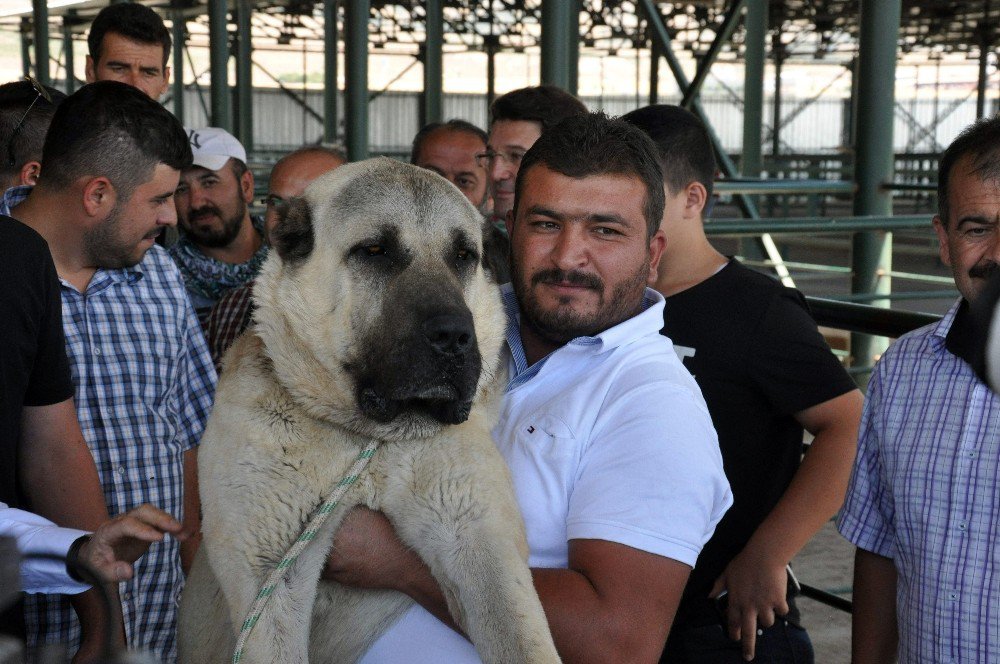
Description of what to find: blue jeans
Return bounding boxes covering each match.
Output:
[661,619,814,664]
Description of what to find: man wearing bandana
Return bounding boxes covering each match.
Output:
[838,117,1000,663]
[170,127,267,321]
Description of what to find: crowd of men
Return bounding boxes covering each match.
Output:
[0,2,997,663]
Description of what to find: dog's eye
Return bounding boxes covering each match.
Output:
[365,245,384,256]
[457,249,472,261]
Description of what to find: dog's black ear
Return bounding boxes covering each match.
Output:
[272,197,315,264]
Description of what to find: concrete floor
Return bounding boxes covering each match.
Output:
[793,521,856,664]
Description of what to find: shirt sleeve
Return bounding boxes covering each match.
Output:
[836,365,896,558]
[748,290,857,416]
[0,503,90,595]
[22,244,74,407]
[175,287,218,452]
[566,381,733,567]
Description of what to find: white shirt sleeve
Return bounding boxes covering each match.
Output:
[0,503,91,595]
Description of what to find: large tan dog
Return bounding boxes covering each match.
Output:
[177,158,559,663]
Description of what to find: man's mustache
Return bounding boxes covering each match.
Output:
[970,260,1000,280]
[531,269,603,291]
[190,205,221,221]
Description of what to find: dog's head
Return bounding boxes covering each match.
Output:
[253,157,506,441]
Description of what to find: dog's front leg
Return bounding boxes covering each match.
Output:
[382,440,561,664]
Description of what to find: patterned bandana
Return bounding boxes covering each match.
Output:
[169,214,268,303]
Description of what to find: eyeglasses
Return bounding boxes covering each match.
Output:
[6,76,52,170]
[474,149,526,170]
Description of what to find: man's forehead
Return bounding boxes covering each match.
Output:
[99,32,165,66]
[488,119,542,146]
[181,165,224,180]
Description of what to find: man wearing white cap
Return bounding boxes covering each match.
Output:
[170,127,267,318]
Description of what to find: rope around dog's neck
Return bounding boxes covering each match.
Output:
[232,440,380,663]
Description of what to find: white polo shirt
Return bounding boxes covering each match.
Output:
[360,286,732,663]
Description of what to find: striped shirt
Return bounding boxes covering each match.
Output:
[837,299,1000,663]
[203,280,255,372]
[23,245,217,663]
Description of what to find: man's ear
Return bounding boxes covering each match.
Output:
[933,215,951,267]
[647,228,667,284]
[240,168,255,204]
[19,161,41,186]
[84,55,97,84]
[81,177,117,218]
[684,181,709,219]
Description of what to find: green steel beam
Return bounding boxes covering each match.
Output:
[420,0,443,127]
[345,0,369,160]
[566,0,580,95]
[705,214,931,235]
[741,0,767,177]
[641,0,793,286]
[62,12,75,94]
[235,0,253,150]
[771,27,783,161]
[680,0,747,109]
[715,179,855,195]
[32,0,49,86]
[540,1,573,90]
[323,0,338,143]
[851,0,901,373]
[208,0,231,130]
[807,297,939,340]
[172,7,185,122]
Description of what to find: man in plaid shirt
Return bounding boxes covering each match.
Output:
[9,82,216,662]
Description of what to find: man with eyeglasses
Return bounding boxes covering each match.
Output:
[170,127,266,321]
[202,144,345,370]
[480,86,587,228]
[411,119,490,213]
[0,78,65,200]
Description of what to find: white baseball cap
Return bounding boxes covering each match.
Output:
[186,127,247,171]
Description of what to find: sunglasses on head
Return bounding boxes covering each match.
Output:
[6,76,53,170]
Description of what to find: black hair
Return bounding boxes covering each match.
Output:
[622,104,716,200]
[937,116,1000,226]
[88,3,171,69]
[514,112,665,239]
[489,85,587,133]
[0,79,66,180]
[39,81,191,201]
[410,119,488,163]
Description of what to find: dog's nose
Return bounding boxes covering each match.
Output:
[423,314,474,356]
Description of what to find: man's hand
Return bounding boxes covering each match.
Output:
[710,547,789,662]
[77,505,185,584]
[324,506,425,592]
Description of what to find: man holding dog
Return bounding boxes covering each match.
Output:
[329,112,732,662]
[10,81,216,662]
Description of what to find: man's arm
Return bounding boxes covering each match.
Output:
[326,508,687,663]
[18,398,119,660]
[851,548,898,664]
[710,389,863,660]
[179,447,201,574]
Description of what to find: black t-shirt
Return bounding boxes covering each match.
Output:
[0,216,74,507]
[662,260,856,626]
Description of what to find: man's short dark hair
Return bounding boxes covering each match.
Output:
[88,3,171,69]
[514,112,665,240]
[39,81,191,202]
[622,104,716,200]
[489,85,587,133]
[410,119,488,164]
[0,79,66,180]
[937,116,1000,226]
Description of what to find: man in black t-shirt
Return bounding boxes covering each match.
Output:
[624,105,863,664]
[0,216,112,649]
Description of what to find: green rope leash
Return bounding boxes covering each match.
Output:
[232,440,380,663]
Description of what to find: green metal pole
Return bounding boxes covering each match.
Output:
[172,8,185,122]
[20,18,31,78]
[771,28,783,164]
[345,0,369,160]
[323,0,338,143]
[681,0,748,109]
[851,0,901,377]
[742,0,766,256]
[540,1,572,89]
[63,12,75,94]
[236,0,253,151]
[649,38,659,104]
[566,0,580,96]
[208,0,231,131]
[420,0,442,127]
[32,0,49,86]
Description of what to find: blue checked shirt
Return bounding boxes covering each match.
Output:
[837,300,1000,663]
[23,244,217,663]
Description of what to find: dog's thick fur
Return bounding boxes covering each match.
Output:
[177,158,559,663]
